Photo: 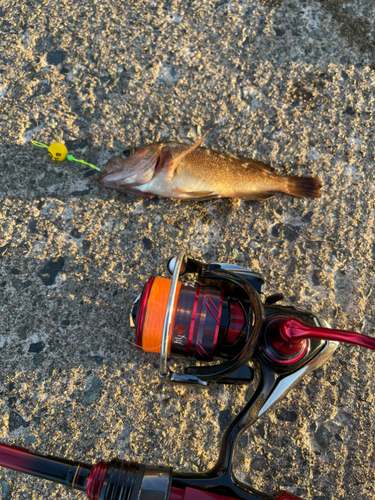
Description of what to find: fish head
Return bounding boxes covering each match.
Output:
[99,144,164,190]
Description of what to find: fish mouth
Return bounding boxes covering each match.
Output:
[99,170,126,186]
[100,160,113,176]
[99,160,139,188]
[99,160,122,184]
[99,164,115,187]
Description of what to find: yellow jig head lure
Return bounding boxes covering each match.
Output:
[31,141,100,171]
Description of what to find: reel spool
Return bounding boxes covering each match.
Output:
[135,276,246,361]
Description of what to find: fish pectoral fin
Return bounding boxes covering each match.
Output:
[165,129,211,180]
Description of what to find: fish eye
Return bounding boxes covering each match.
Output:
[121,147,134,159]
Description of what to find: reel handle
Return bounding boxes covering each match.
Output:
[268,317,375,354]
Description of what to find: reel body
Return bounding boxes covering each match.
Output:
[131,254,331,386]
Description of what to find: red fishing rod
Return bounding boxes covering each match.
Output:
[1,253,375,500]
[0,441,302,500]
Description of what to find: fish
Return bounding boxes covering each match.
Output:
[99,132,321,201]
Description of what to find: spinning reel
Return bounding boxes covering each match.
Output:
[1,252,375,500]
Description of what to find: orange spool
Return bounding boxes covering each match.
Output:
[141,277,182,354]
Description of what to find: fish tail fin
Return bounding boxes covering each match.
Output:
[286,176,322,199]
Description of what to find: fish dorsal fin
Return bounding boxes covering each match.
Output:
[165,129,211,180]
[240,157,276,174]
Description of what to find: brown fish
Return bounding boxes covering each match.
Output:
[99,132,321,200]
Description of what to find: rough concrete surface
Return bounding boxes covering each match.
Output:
[0,0,375,498]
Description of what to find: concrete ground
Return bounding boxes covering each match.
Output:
[1,0,375,498]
